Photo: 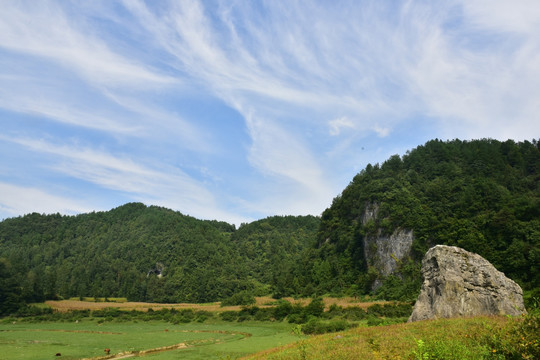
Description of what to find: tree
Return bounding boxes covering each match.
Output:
[0,260,23,315]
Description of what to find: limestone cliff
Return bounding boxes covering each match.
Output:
[361,203,414,288]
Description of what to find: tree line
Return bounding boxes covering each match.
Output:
[1,138,539,314]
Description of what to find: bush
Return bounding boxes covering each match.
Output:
[367,302,413,318]
[254,308,273,321]
[287,313,308,324]
[221,291,256,306]
[273,300,293,320]
[92,307,122,318]
[220,311,238,322]
[302,318,353,334]
[483,305,539,360]
[409,338,490,360]
[342,306,367,320]
[304,297,325,317]
[15,305,53,317]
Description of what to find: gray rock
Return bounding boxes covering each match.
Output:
[364,228,414,280]
[361,202,414,289]
[409,245,526,322]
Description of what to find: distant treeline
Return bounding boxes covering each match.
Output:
[1,138,539,314]
[2,298,412,335]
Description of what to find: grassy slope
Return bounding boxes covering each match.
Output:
[242,316,510,360]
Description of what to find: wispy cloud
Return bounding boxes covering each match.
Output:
[0,135,233,218]
[0,182,93,218]
[329,117,355,136]
[0,1,173,88]
[0,0,539,223]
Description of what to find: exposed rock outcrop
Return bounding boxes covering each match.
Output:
[361,203,414,288]
[409,245,526,322]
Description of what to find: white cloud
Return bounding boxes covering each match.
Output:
[1,136,224,218]
[1,0,540,223]
[401,1,540,140]
[0,0,173,89]
[329,117,355,136]
[0,182,93,219]
[459,0,540,34]
[244,114,324,190]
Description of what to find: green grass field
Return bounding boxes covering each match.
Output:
[0,320,301,360]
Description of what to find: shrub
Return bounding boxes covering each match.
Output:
[15,305,53,317]
[92,307,122,318]
[273,300,293,320]
[301,318,353,334]
[409,338,491,360]
[367,302,413,318]
[287,313,308,324]
[483,306,539,360]
[221,291,256,306]
[220,311,238,322]
[254,308,273,321]
[304,297,325,317]
[342,306,367,320]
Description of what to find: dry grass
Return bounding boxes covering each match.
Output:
[46,296,391,313]
[46,300,236,312]
[256,296,391,310]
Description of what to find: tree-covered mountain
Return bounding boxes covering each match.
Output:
[317,138,539,299]
[1,138,538,313]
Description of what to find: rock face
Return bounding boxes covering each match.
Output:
[409,245,526,322]
[361,203,414,289]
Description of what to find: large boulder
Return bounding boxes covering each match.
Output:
[409,245,526,322]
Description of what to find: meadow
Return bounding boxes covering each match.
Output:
[0,320,300,360]
[0,297,403,359]
[1,298,536,359]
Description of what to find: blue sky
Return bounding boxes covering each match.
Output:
[1,0,539,225]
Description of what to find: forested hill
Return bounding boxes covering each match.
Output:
[1,138,539,312]
[317,138,539,299]
[0,203,319,308]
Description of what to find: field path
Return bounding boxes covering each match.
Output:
[82,342,188,359]
[81,330,250,359]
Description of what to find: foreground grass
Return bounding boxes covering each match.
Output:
[242,316,535,360]
[0,320,299,360]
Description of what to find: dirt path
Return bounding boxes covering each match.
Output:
[81,342,188,359]
[80,330,251,359]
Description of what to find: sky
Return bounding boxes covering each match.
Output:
[1,0,539,225]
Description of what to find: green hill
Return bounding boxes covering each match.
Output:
[0,203,319,312]
[1,138,538,313]
[317,138,539,300]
